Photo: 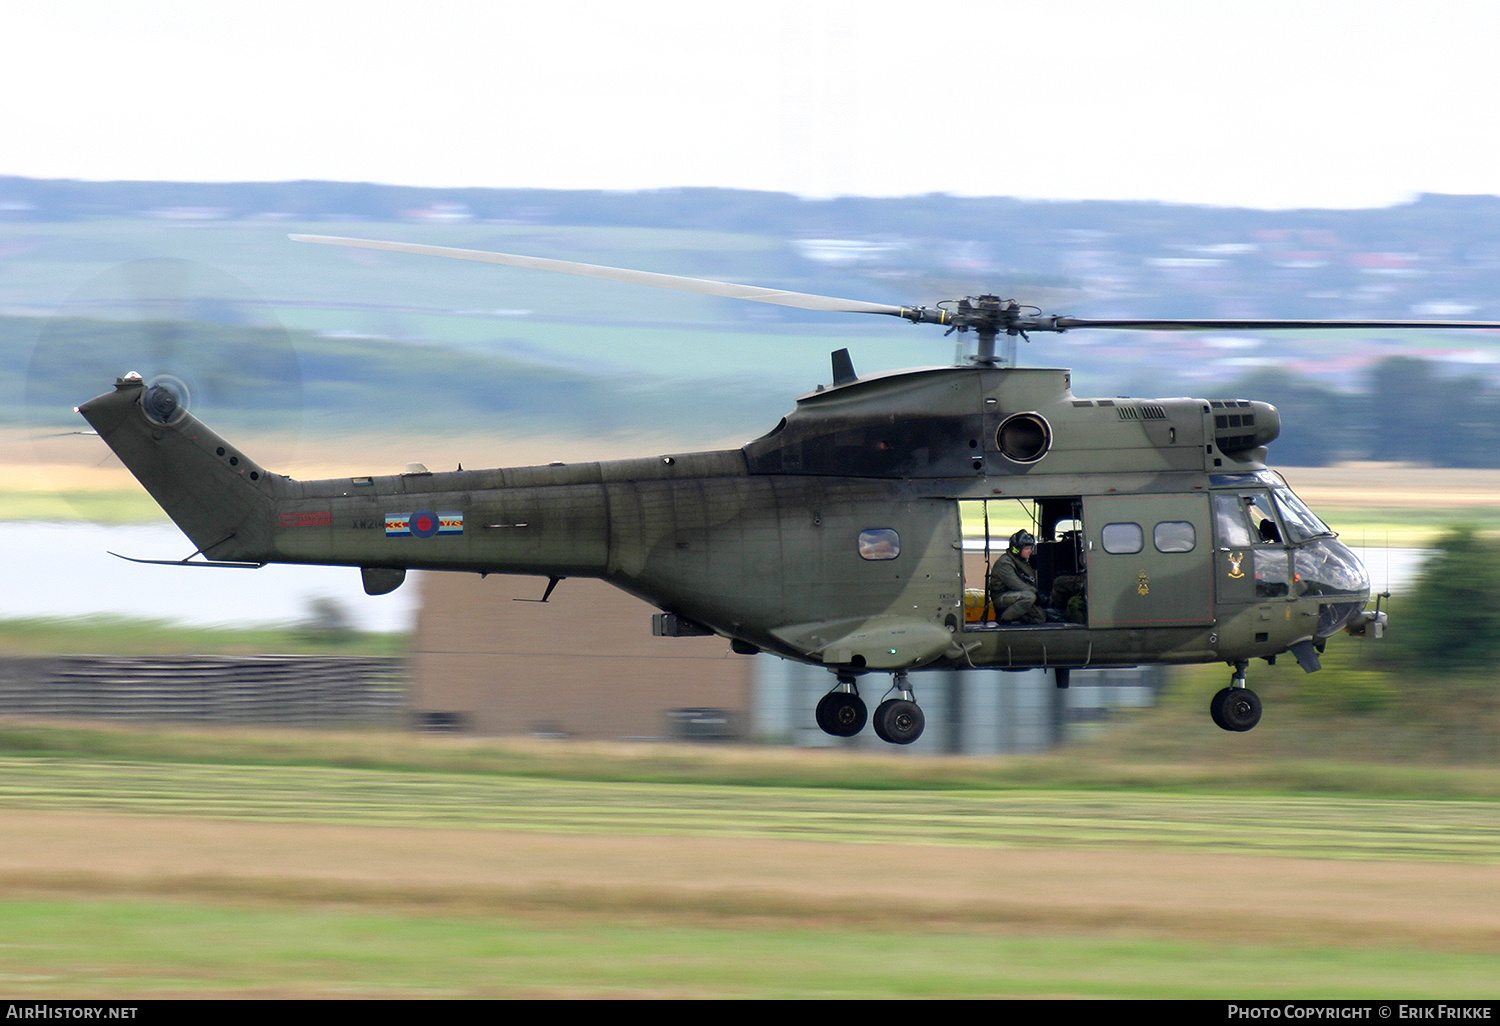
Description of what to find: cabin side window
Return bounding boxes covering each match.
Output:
[1101,522,1144,554]
[1153,521,1196,553]
[857,528,900,560]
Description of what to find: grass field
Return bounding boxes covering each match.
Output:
[0,725,1496,998]
[4,897,1496,999]
[2,753,1498,858]
[2,449,1498,996]
[0,615,403,657]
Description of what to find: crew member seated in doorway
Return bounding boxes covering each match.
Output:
[988,530,1046,624]
[1049,529,1087,622]
[1051,572,1086,622]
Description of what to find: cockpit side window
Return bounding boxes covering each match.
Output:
[1214,491,1288,546]
[1241,493,1282,544]
[1212,493,1254,548]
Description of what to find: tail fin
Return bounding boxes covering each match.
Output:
[78,373,280,562]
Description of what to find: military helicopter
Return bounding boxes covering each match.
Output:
[74,235,1500,744]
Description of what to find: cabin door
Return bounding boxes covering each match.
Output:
[1082,494,1213,628]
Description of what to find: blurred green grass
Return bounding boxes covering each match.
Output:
[1,718,1498,801]
[0,615,404,656]
[0,490,167,524]
[1306,506,1500,546]
[0,753,1494,858]
[3,898,1496,999]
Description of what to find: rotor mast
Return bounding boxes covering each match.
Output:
[894,295,1030,366]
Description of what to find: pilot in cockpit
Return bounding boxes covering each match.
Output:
[1243,495,1282,544]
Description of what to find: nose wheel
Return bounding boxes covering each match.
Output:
[1211,661,1262,732]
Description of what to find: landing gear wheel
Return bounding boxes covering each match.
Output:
[816,691,867,737]
[1209,688,1229,730]
[1210,687,1262,732]
[872,699,925,745]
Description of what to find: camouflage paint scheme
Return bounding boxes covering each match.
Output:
[79,360,1375,682]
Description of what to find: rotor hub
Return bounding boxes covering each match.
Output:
[896,295,1048,366]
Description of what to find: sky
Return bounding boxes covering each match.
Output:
[6,0,1500,209]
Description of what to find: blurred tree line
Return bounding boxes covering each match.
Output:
[1224,356,1500,466]
[2,315,787,435]
[1394,526,1500,671]
[1292,527,1500,760]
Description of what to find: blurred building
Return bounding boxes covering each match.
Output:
[408,571,753,740]
[408,572,1162,752]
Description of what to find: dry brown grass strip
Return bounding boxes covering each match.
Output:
[2,809,1497,951]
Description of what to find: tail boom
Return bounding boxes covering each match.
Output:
[78,375,614,580]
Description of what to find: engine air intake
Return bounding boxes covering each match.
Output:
[1210,400,1279,453]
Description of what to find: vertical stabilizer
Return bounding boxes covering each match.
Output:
[77,374,279,562]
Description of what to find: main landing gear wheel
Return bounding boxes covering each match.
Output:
[815,691,868,737]
[872,699,925,745]
[1210,687,1262,732]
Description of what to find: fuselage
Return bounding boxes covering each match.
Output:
[79,362,1372,676]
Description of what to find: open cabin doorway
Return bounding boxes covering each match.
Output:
[959,496,1086,630]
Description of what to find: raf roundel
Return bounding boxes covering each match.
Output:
[410,510,440,538]
[386,510,464,539]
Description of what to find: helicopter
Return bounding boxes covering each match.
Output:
[73,234,1500,745]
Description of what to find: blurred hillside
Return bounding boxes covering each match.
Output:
[10,176,1500,322]
[4,178,1500,460]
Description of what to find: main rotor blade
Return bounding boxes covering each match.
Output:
[292,236,1500,337]
[290,235,906,317]
[1050,317,1500,332]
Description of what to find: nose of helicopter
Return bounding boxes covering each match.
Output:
[1295,536,1372,636]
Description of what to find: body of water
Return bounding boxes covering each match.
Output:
[1347,546,1426,597]
[3,521,418,632]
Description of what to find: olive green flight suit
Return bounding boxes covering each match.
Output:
[988,551,1046,624]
